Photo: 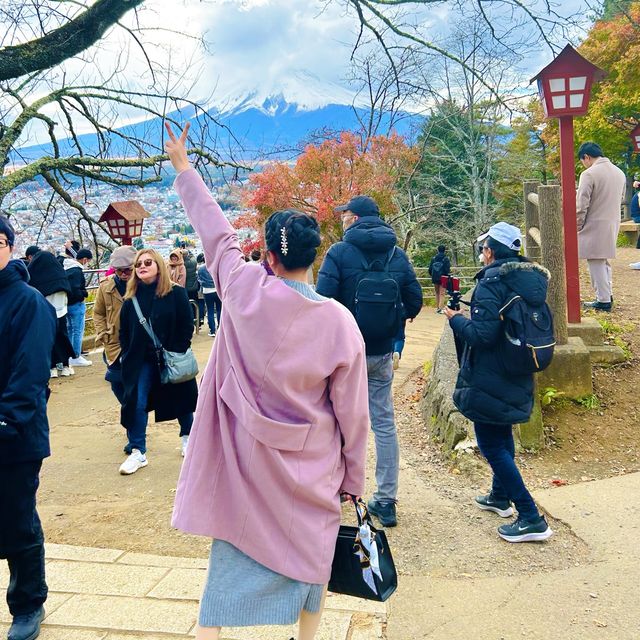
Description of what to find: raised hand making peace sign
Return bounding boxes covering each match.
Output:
[164,121,191,174]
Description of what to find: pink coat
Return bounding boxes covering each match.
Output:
[171,169,370,584]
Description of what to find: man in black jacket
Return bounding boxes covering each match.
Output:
[0,216,57,640]
[444,222,552,543]
[316,195,423,527]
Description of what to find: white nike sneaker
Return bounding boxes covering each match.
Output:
[119,449,148,475]
[50,368,58,379]
[60,366,74,377]
[69,356,93,367]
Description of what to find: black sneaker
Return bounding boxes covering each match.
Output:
[583,300,612,311]
[475,493,514,518]
[367,499,397,527]
[498,515,553,543]
[8,606,44,640]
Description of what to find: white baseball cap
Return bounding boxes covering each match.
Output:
[477,222,522,252]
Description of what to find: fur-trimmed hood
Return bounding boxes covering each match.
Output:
[480,257,550,307]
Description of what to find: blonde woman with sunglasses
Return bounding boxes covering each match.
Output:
[117,248,198,474]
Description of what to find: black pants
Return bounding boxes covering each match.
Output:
[0,461,47,616]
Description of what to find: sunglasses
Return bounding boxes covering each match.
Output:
[135,259,155,268]
[116,267,133,275]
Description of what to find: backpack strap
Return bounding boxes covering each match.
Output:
[131,296,162,350]
[352,245,396,272]
[498,294,522,318]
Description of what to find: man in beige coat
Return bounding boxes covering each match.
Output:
[93,246,137,408]
[576,142,626,311]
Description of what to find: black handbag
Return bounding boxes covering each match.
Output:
[328,498,397,602]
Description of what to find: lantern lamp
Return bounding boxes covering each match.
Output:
[99,201,150,245]
[531,44,606,118]
[631,124,640,153]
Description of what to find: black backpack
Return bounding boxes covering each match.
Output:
[353,247,403,342]
[499,292,556,375]
[430,256,448,281]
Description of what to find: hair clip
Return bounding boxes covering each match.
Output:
[280,226,288,256]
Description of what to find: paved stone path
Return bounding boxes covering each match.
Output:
[0,543,386,639]
[0,311,445,640]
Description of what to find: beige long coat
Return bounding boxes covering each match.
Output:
[576,157,626,259]
[93,276,125,365]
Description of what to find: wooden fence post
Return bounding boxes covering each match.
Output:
[537,184,569,345]
[524,181,541,262]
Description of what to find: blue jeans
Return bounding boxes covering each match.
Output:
[367,353,398,504]
[126,362,193,455]
[66,302,86,358]
[474,422,539,521]
[203,292,222,335]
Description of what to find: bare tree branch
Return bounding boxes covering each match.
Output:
[0,0,144,81]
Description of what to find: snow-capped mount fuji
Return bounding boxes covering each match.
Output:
[15,90,418,162]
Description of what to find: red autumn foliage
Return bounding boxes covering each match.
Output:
[235,131,417,256]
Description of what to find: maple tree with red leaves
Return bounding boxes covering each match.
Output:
[235,132,418,257]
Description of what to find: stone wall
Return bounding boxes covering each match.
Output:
[421,325,545,454]
[421,327,472,453]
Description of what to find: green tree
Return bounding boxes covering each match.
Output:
[133,237,144,250]
[494,103,549,225]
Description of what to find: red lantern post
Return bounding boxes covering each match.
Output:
[630,125,640,153]
[99,201,150,246]
[531,45,606,324]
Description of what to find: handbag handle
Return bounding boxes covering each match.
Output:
[344,495,379,533]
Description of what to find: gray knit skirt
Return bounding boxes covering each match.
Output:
[198,540,325,627]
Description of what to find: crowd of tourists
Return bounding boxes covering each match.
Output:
[0,133,630,640]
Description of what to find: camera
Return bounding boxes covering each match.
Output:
[440,275,462,311]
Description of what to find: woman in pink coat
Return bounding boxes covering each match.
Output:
[166,124,370,640]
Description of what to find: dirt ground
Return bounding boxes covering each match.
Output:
[39,249,640,577]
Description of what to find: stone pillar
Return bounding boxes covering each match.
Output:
[538,184,569,345]
[524,181,541,263]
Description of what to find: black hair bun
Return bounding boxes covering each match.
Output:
[265,210,321,270]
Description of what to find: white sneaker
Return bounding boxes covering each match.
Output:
[60,366,74,377]
[181,435,189,457]
[392,352,400,371]
[69,355,93,367]
[50,368,58,379]
[119,449,148,475]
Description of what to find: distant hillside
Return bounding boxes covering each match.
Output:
[16,95,422,162]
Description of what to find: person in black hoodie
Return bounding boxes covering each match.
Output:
[444,222,553,543]
[64,248,93,367]
[428,245,451,313]
[0,216,57,640]
[27,249,75,378]
[316,195,423,527]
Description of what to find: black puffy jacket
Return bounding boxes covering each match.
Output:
[449,258,550,425]
[0,260,57,463]
[63,258,89,305]
[316,217,423,355]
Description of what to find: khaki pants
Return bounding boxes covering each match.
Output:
[587,259,612,303]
